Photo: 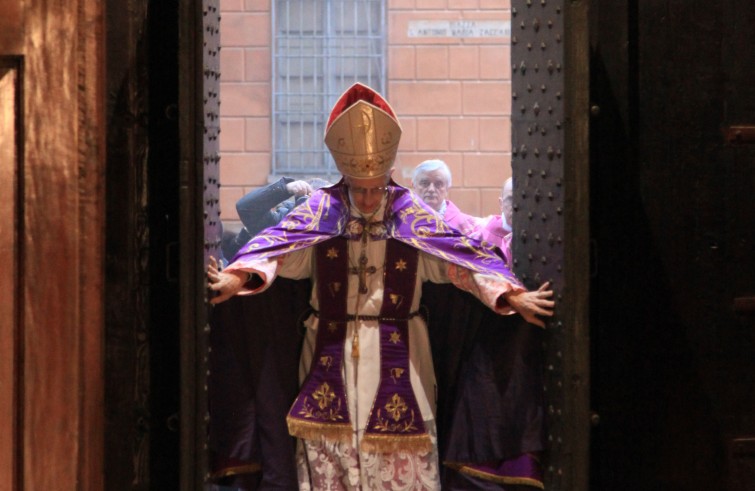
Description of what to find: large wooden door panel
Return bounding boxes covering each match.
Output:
[590,1,755,489]
[0,1,105,489]
[0,60,20,491]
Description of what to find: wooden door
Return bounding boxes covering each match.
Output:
[102,0,210,487]
[0,56,21,491]
[590,1,755,489]
[0,0,105,489]
[510,1,591,489]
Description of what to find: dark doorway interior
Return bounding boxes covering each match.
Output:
[146,0,181,485]
[105,0,181,488]
[589,1,755,490]
[102,0,755,489]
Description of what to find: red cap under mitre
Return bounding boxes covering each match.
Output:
[324,83,402,179]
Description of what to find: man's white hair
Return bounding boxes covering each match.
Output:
[412,159,452,188]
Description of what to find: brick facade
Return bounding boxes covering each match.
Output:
[219,0,511,228]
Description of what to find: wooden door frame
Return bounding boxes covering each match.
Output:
[178,0,214,486]
[0,0,105,488]
[176,1,593,489]
[0,55,23,491]
[510,1,591,489]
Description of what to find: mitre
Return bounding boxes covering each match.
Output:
[324,83,402,179]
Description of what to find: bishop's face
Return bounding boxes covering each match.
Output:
[345,174,389,215]
[413,170,448,212]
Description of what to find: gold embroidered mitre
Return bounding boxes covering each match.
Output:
[324,83,402,178]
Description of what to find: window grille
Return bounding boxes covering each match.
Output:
[272,0,386,180]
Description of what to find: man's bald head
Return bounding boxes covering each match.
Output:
[500,177,514,232]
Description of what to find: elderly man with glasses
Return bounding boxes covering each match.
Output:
[411,159,481,237]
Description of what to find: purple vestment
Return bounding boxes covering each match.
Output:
[443,199,482,236]
[471,214,513,266]
[211,180,545,489]
[233,180,520,286]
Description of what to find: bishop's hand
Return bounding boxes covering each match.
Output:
[207,256,247,304]
[503,281,555,328]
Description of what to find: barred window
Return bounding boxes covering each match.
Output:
[272,0,386,180]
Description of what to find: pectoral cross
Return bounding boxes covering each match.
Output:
[349,250,376,294]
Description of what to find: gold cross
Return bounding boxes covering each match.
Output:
[349,250,376,294]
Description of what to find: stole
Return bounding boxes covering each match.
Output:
[286,237,432,453]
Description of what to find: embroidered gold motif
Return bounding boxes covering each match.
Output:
[405,237,508,282]
[388,293,404,308]
[326,247,339,259]
[296,382,345,422]
[390,193,512,281]
[329,282,342,297]
[369,222,388,237]
[389,331,401,344]
[248,233,325,259]
[319,355,333,370]
[298,397,345,422]
[371,394,418,433]
[385,393,408,421]
[245,193,335,259]
[347,219,364,236]
[395,258,407,271]
[327,322,338,333]
[390,367,405,383]
[280,192,331,232]
[313,382,336,410]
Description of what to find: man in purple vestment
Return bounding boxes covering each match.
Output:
[469,178,514,266]
[411,160,482,236]
[413,163,515,266]
[207,83,553,490]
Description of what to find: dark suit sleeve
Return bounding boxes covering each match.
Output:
[236,177,294,237]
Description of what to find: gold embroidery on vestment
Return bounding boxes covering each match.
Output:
[210,462,262,479]
[313,382,336,410]
[328,282,341,297]
[444,462,545,489]
[359,433,432,453]
[371,400,418,433]
[297,396,344,422]
[386,393,408,421]
[319,355,333,370]
[286,416,351,444]
[389,293,402,307]
[295,384,345,423]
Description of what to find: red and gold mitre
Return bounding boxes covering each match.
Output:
[324,83,402,179]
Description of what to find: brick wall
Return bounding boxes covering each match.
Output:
[218,0,273,226]
[219,0,511,228]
